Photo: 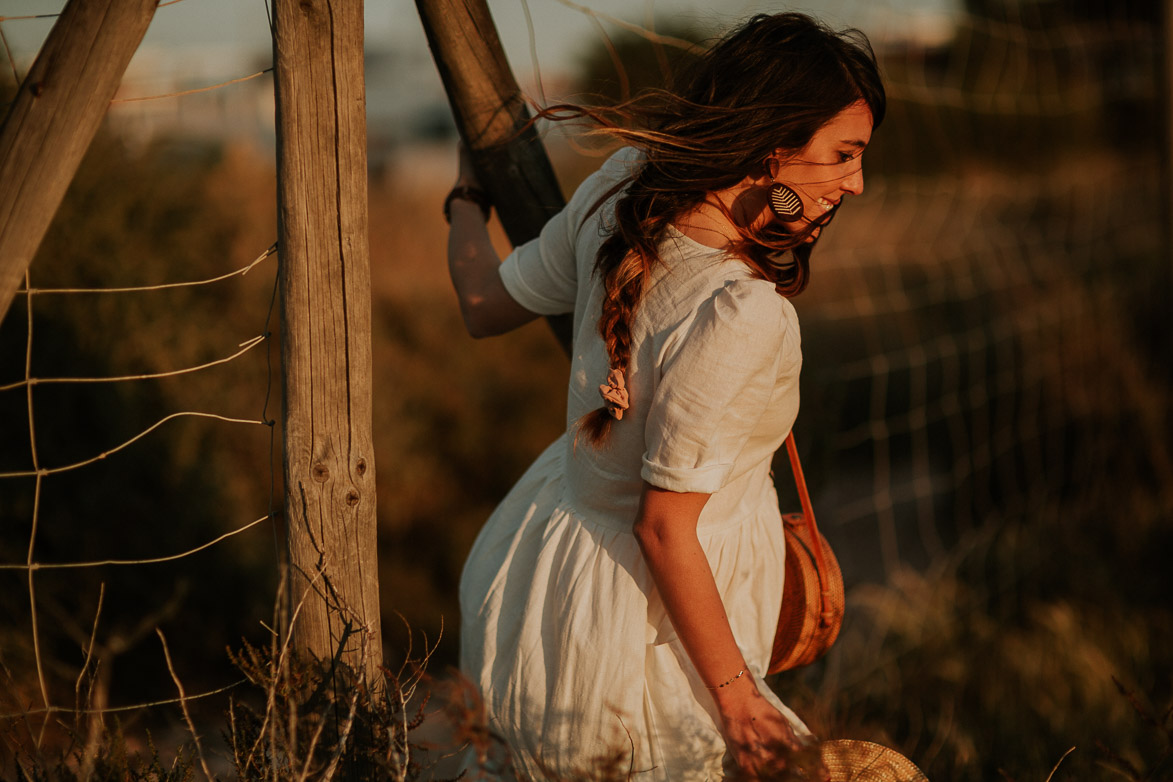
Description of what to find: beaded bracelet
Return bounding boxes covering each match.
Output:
[443,185,492,223]
[707,668,746,690]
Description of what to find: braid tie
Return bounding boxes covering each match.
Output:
[598,367,630,420]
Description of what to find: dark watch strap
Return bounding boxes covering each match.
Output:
[444,185,492,223]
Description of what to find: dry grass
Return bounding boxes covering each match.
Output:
[1,116,1169,780]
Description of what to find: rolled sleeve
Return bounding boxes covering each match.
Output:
[498,210,578,316]
[641,280,788,494]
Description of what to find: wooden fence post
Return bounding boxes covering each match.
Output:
[0,0,157,323]
[273,0,383,684]
[415,0,572,354]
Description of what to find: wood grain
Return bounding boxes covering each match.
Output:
[416,0,573,354]
[0,0,158,322]
[274,0,383,683]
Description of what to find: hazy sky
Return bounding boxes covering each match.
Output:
[2,0,959,82]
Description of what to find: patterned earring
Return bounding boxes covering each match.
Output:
[768,183,804,221]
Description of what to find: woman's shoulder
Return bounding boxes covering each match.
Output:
[564,147,644,215]
[642,238,796,332]
[599,146,644,174]
[659,240,792,316]
[646,270,796,358]
[708,276,793,336]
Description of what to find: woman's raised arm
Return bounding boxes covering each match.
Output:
[446,147,539,338]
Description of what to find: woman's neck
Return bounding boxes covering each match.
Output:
[673,178,769,249]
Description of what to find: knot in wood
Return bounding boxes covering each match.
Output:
[355,458,367,477]
[345,489,360,507]
[312,463,329,482]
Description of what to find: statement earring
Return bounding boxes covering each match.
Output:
[768,183,804,221]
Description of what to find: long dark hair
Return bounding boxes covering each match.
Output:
[556,13,886,446]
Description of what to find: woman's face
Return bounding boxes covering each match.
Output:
[770,100,874,238]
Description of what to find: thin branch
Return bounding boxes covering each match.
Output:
[75,584,106,780]
[0,13,62,22]
[244,567,326,775]
[0,678,246,719]
[157,629,215,782]
[547,0,702,54]
[516,0,547,107]
[393,679,410,782]
[296,700,332,782]
[318,686,360,782]
[74,583,105,706]
[112,68,273,103]
[589,16,629,102]
[0,1,188,23]
[0,658,45,767]
[1045,747,1077,782]
[0,21,20,85]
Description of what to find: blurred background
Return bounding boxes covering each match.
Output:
[0,0,1170,779]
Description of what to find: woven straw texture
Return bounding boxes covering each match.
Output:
[820,740,929,781]
[768,512,845,672]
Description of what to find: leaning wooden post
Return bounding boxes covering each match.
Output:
[273,0,383,684]
[0,0,157,323]
[415,0,572,354]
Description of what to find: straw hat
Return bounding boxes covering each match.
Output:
[819,740,929,781]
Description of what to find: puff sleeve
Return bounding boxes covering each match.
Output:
[497,205,579,316]
[641,280,790,494]
[498,148,641,316]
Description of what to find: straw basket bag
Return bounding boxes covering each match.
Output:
[768,433,845,674]
[819,740,929,781]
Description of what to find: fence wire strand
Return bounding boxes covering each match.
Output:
[112,68,273,104]
[0,411,270,479]
[21,243,276,296]
[0,515,270,572]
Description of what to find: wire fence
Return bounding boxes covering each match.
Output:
[0,1,1170,780]
[0,233,280,677]
[0,2,282,761]
[796,5,1171,569]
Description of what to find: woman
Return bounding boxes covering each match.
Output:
[445,13,884,779]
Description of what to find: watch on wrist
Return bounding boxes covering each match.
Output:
[444,185,492,223]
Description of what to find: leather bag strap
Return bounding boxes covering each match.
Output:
[784,432,833,627]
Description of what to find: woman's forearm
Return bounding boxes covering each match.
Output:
[447,201,533,337]
[633,485,760,713]
[445,152,538,338]
[633,480,803,782]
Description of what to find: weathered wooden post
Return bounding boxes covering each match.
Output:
[415,0,572,354]
[0,0,158,323]
[272,0,383,683]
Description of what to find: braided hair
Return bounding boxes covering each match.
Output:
[553,13,886,446]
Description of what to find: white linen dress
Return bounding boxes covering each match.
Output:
[459,148,809,780]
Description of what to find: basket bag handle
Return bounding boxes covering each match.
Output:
[783,432,834,628]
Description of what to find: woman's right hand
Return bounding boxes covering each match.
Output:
[713,675,823,780]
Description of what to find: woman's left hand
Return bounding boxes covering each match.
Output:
[716,677,823,780]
